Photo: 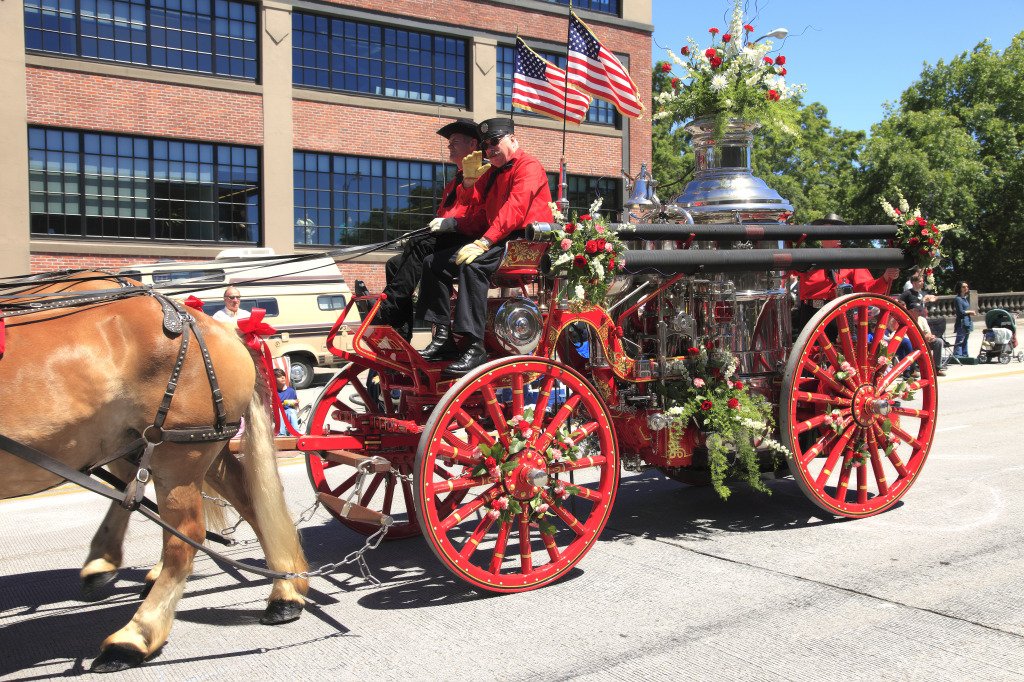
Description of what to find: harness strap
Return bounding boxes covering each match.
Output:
[0,286,152,318]
[0,432,300,581]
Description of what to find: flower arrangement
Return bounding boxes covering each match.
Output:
[653,0,805,135]
[546,197,627,308]
[655,343,789,499]
[879,187,955,289]
[469,407,580,534]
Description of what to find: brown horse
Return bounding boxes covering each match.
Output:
[0,272,308,672]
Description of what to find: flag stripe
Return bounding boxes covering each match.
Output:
[566,11,644,119]
[513,37,591,124]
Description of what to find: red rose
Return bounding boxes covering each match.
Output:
[894,208,902,216]
[728,398,739,409]
[681,46,690,56]
[925,268,933,275]
[709,27,719,35]
[485,457,497,468]
[778,68,787,76]
[766,89,780,101]
[608,257,616,270]
[573,255,587,268]
[710,56,722,68]
[701,400,713,410]
[927,238,935,245]
[585,240,598,254]
[920,248,929,255]
[930,225,939,233]
[688,346,700,355]
[516,420,530,433]
[671,78,680,88]
[580,214,592,221]
[743,23,754,32]
[917,217,928,226]
[596,238,606,250]
[763,57,774,65]
[705,47,717,59]
[565,223,576,234]
[711,367,721,379]
[661,63,671,72]
[722,34,732,43]
[908,237,919,246]
[906,218,916,226]
[776,55,786,65]
[734,381,743,390]
[705,341,714,351]
[921,229,929,236]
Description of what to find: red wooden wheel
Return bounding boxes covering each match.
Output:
[414,357,619,593]
[781,294,937,517]
[304,363,424,539]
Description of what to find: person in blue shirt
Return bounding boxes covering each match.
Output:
[953,281,976,357]
[274,368,300,436]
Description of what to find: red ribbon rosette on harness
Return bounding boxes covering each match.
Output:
[183,295,204,311]
[237,309,287,433]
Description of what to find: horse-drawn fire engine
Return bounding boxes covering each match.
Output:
[288,124,936,594]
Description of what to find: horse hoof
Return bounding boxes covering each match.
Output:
[81,570,118,598]
[91,645,146,673]
[260,599,304,625]
[139,579,155,600]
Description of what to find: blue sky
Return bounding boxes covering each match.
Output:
[651,0,1024,133]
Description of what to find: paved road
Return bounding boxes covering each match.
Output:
[2,341,1023,680]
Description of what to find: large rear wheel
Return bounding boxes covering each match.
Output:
[781,295,937,517]
[414,357,619,593]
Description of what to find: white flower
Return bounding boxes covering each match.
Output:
[574,285,585,300]
[711,74,728,92]
[592,259,604,280]
[589,196,605,214]
[745,72,761,88]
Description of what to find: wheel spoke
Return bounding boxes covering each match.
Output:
[802,357,853,397]
[481,384,510,447]
[879,351,922,391]
[439,486,501,531]
[795,391,851,407]
[867,309,892,360]
[549,454,607,474]
[436,441,482,468]
[856,458,869,504]
[518,514,533,574]
[812,333,859,392]
[400,464,417,516]
[460,514,497,560]
[534,395,582,452]
[360,471,385,507]
[489,521,511,574]
[566,484,605,504]
[856,305,869,376]
[531,375,557,428]
[512,373,524,415]
[328,470,358,498]
[814,420,856,487]
[541,491,586,536]
[835,311,863,384]
[455,409,497,449]
[893,405,932,419]
[430,473,492,495]
[381,474,396,517]
[541,531,560,562]
[795,409,850,435]
[865,430,889,495]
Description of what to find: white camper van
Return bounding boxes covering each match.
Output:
[119,248,359,388]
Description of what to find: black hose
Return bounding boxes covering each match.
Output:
[620,247,912,276]
[611,223,900,242]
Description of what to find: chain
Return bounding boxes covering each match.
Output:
[389,466,414,483]
[201,491,232,507]
[292,524,388,584]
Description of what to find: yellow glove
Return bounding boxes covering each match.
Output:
[461,151,491,186]
[456,239,489,265]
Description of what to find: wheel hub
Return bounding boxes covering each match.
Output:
[851,384,890,427]
[504,451,548,500]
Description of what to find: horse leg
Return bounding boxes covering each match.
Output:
[79,460,141,597]
[92,443,220,673]
[204,446,309,624]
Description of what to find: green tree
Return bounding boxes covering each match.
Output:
[853,34,1024,292]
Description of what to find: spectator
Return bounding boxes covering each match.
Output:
[274,368,300,436]
[953,281,976,357]
[900,273,937,315]
[418,118,553,375]
[906,301,946,377]
[212,287,250,326]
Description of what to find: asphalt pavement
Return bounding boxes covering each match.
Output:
[2,331,1023,681]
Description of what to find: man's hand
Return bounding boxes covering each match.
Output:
[429,217,457,233]
[461,151,491,186]
[883,267,900,282]
[455,239,489,265]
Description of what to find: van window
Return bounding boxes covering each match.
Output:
[152,269,225,284]
[200,298,279,318]
[317,294,348,311]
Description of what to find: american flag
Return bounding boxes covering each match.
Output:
[514,37,591,125]
[567,11,644,119]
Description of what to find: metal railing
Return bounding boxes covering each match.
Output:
[932,292,1024,318]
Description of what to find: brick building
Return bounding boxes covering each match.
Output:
[0,0,653,291]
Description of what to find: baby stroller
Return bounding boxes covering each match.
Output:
[977,309,1023,364]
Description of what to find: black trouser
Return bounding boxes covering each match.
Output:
[379,231,471,327]
[418,241,506,340]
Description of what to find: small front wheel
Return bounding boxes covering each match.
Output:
[999,351,1012,365]
[414,357,619,593]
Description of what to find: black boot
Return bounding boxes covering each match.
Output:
[419,323,458,362]
[443,338,488,376]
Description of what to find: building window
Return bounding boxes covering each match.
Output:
[294,151,453,246]
[547,173,622,221]
[29,126,260,243]
[537,0,619,15]
[497,45,618,126]
[24,0,258,80]
[292,12,466,105]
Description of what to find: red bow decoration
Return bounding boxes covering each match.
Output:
[183,295,204,311]
[237,309,282,431]
[0,318,6,356]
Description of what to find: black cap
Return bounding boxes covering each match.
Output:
[478,118,515,139]
[437,118,481,142]
[810,213,847,226]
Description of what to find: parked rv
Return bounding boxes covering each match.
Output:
[119,248,358,388]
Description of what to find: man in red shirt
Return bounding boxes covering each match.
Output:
[418,118,554,375]
[376,118,483,339]
[792,213,900,334]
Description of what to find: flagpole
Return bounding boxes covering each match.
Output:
[556,3,573,214]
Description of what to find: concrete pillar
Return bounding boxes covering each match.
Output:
[471,37,497,122]
[0,1,30,276]
[622,0,652,25]
[261,2,294,255]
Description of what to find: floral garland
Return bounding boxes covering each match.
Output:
[655,342,789,499]
[653,0,805,135]
[546,198,627,308]
[470,408,580,533]
[879,187,955,290]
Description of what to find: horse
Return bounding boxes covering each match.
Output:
[0,271,309,672]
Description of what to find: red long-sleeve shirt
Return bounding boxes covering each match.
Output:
[455,148,553,242]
